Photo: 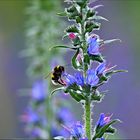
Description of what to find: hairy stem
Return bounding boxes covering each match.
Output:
[84,99,91,140]
[80,6,92,140]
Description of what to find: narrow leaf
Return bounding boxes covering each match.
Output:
[65,25,79,33]
[100,119,121,134]
[69,91,81,102]
[92,4,104,10]
[57,12,67,17]
[106,70,128,78]
[49,45,78,51]
[91,93,104,102]
[50,87,65,96]
[93,119,121,139]
[95,16,109,21]
[62,34,68,40]
[69,89,85,102]
[72,49,80,69]
[105,127,116,134]
[73,36,81,46]
[89,55,104,63]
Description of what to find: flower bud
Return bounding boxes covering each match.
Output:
[68,33,76,39]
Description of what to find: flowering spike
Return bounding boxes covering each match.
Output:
[50,0,127,139]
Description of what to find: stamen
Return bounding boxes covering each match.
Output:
[105,65,117,72]
[61,124,71,132]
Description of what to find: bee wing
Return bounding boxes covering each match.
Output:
[44,72,52,79]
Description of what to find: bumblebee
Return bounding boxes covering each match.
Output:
[45,65,66,86]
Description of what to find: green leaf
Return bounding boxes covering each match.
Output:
[64,84,78,93]
[76,0,87,8]
[76,16,82,23]
[57,12,67,17]
[105,127,116,134]
[67,5,77,13]
[83,54,90,71]
[50,87,65,97]
[93,4,104,10]
[99,75,108,83]
[91,93,104,102]
[65,25,79,33]
[68,12,79,20]
[86,9,95,18]
[105,70,128,78]
[89,55,104,63]
[84,54,90,65]
[62,34,68,40]
[66,5,79,20]
[69,90,85,102]
[93,119,121,140]
[85,22,100,33]
[100,119,121,134]
[94,16,109,21]
[72,49,80,70]
[73,36,81,46]
[49,45,78,51]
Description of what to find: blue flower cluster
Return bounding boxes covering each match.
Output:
[49,0,125,139]
[64,62,109,88]
[21,80,75,139]
[31,81,46,103]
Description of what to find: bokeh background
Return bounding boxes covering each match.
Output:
[0,0,139,139]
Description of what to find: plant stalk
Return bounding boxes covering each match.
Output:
[80,6,92,140]
[84,99,91,140]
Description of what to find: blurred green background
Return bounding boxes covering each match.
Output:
[0,0,140,139]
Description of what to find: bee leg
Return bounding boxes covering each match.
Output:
[58,79,66,86]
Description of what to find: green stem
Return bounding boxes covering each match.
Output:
[45,79,54,139]
[85,99,91,140]
[80,6,92,140]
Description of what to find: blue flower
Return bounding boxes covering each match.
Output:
[96,62,106,75]
[57,107,75,125]
[59,129,70,137]
[21,107,39,124]
[97,113,111,127]
[32,81,46,103]
[50,127,61,137]
[64,73,76,86]
[86,69,99,87]
[63,122,88,139]
[30,127,42,138]
[87,36,100,56]
[75,73,84,86]
[70,122,84,139]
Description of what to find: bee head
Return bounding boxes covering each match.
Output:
[59,66,65,72]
